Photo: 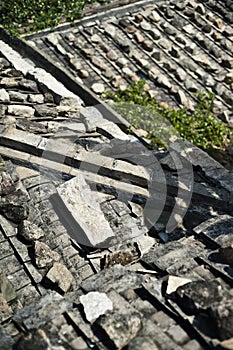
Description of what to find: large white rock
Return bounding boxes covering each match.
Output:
[56,174,115,248]
[166,276,192,295]
[80,291,113,323]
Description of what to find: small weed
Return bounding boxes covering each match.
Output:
[103,80,233,152]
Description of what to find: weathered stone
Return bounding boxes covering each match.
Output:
[176,280,224,314]
[18,220,44,243]
[0,325,14,350]
[0,172,15,196]
[166,276,192,295]
[149,10,161,22]
[0,77,19,88]
[34,241,60,268]
[114,35,131,53]
[118,18,130,28]
[222,57,233,69]
[220,338,233,350]
[127,25,136,33]
[106,50,118,61]
[105,24,116,37]
[142,39,154,52]
[0,89,10,102]
[0,293,13,322]
[0,202,28,223]
[218,245,233,266]
[140,21,151,31]
[13,291,72,330]
[210,299,233,340]
[79,105,104,132]
[9,91,27,102]
[56,175,115,247]
[79,69,89,78]
[46,262,73,293]
[98,291,141,349]
[117,57,128,67]
[19,79,39,92]
[14,329,50,350]
[34,104,58,119]
[0,268,17,302]
[175,68,187,82]
[80,291,113,323]
[91,83,105,94]
[7,105,35,118]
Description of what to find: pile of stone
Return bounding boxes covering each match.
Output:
[0,6,233,350]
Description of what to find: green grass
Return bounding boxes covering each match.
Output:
[103,80,233,152]
[0,0,109,35]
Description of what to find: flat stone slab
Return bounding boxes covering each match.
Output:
[56,174,115,248]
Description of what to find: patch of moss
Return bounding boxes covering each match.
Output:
[0,0,109,35]
[103,80,233,152]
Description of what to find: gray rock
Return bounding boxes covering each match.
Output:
[13,291,72,330]
[19,79,39,92]
[114,35,131,53]
[0,172,15,196]
[135,31,145,43]
[0,325,14,350]
[149,28,161,40]
[218,245,233,266]
[46,33,59,46]
[106,50,118,61]
[166,276,192,295]
[46,262,73,293]
[117,57,128,67]
[91,83,105,94]
[18,220,44,243]
[0,77,19,88]
[142,39,154,52]
[222,57,233,69]
[56,175,115,248]
[7,105,35,118]
[0,89,10,102]
[80,291,113,323]
[105,24,116,37]
[152,50,163,61]
[0,294,13,322]
[176,280,224,314]
[149,11,161,22]
[210,299,233,340]
[34,241,60,268]
[158,39,170,50]
[0,268,17,302]
[80,105,104,131]
[28,94,44,104]
[140,21,151,31]
[91,56,107,71]
[34,104,58,119]
[14,329,50,350]
[175,68,187,82]
[9,91,27,102]
[79,69,89,78]
[176,90,188,106]
[157,75,172,89]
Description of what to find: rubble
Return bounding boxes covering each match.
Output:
[0,1,232,348]
[80,291,113,323]
[46,262,73,293]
